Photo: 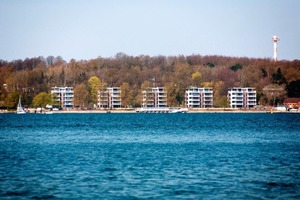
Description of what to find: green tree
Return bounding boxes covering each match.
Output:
[74,83,89,108]
[33,92,52,108]
[88,76,101,105]
[213,81,227,107]
[286,80,300,97]
[121,82,133,108]
[215,95,227,108]
[51,93,60,107]
[229,63,243,71]
[201,81,214,88]
[5,91,19,109]
[205,62,215,68]
[192,71,202,86]
[263,84,287,106]
[272,68,286,85]
[165,82,179,107]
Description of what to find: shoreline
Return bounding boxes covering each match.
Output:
[1,108,299,114]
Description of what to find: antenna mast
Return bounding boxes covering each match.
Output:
[272,35,279,62]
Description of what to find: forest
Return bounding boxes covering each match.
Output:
[0,53,299,109]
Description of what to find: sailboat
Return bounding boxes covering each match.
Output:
[16,95,26,114]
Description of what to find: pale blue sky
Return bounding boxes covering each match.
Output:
[0,0,299,61]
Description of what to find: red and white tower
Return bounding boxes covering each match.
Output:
[272,35,279,62]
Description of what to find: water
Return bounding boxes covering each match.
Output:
[0,113,300,199]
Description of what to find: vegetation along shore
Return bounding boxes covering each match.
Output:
[0,54,299,111]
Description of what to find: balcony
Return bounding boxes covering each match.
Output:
[230,93,244,97]
[188,100,200,104]
[204,97,212,101]
[157,95,167,98]
[64,102,73,105]
[189,97,200,100]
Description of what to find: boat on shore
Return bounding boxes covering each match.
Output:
[136,107,188,113]
[169,107,188,113]
[16,96,26,114]
[136,107,169,113]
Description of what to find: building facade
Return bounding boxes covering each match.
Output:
[51,86,74,108]
[284,98,300,109]
[185,87,213,108]
[228,87,256,108]
[98,87,121,109]
[142,87,167,108]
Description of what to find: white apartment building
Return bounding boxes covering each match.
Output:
[185,87,213,108]
[228,87,256,108]
[98,87,121,109]
[51,86,74,108]
[142,87,167,108]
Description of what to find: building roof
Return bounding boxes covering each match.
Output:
[284,98,300,103]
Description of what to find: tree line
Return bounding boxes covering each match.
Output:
[0,53,299,109]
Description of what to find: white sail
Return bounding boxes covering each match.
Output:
[16,95,26,114]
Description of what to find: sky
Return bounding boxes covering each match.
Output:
[0,0,299,62]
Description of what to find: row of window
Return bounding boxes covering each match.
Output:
[51,86,257,108]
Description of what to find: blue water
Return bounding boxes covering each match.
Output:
[0,113,300,199]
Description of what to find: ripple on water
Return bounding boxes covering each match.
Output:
[0,113,300,199]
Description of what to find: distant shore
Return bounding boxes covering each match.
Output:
[1,108,299,114]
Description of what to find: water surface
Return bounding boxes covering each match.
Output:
[1,113,299,199]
